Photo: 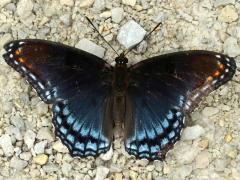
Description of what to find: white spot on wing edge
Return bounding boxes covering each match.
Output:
[19,42,25,45]
[9,43,14,47]
[9,54,13,58]
[215,54,221,59]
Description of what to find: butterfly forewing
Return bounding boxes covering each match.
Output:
[3,39,114,157]
[125,51,236,160]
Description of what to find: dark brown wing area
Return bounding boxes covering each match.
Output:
[3,39,114,158]
[124,50,236,160]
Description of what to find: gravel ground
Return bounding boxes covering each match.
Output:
[0,0,240,180]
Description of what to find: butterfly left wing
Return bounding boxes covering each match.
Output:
[125,50,236,160]
[3,39,114,157]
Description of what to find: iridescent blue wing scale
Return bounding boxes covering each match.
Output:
[3,39,113,157]
[125,51,236,160]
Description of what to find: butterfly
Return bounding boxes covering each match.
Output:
[3,39,236,161]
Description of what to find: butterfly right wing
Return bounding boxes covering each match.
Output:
[3,39,114,157]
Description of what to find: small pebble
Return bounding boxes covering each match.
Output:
[10,156,28,170]
[16,0,33,19]
[0,134,14,157]
[195,151,211,169]
[93,0,105,11]
[100,147,113,161]
[60,0,74,6]
[214,0,235,7]
[37,127,54,142]
[62,163,72,176]
[117,20,146,48]
[24,130,36,149]
[223,37,240,57]
[95,166,109,180]
[100,11,112,18]
[36,101,48,116]
[218,5,238,23]
[111,7,124,23]
[76,38,105,58]
[79,0,95,8]
[202,107,219,117]
[52,141,69,153]
[42,164,59,172]
[224,133,233,143]
[182,125,205,141]
[33,154,49,165]
[198,139,209,149]
[0,0,11,8]
[114,173,122,180]
[34,140,48,154]
[122,0,136,6]
[20,152,32,161]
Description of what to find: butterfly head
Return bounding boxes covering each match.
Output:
[115,53,128,65]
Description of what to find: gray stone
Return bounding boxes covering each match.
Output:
[24,130,36,149]
[95,166,109,180]
[153,12,167,23]
[17,0,33,19]
[100,147,113,161]
[76,38,105,58]
[195,151,211,169]
[10,114,25,131]
[0,134,14,157]
[214,0,235,7]
[59,14,72,26]
[93,0,105,11]
[42,164,59,172]
[223,37,240,57]
[34,140,48,154]
[111,7,124,23]
[10,156,28,170]
[214,159,226,172]
[5,3,16,11]
[0,0,11,8]
[6,125,23,141]
[202,107,219,117]
[62,163,72,176]
[36,101,48,116]
[52,141,69,153]
[19,152,32,161]
[117,20,146,48]
[37,127,54,142]
[60,0,74,6]
[182,125,205,141]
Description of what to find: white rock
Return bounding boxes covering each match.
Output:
[214,0,235,7]
[0,0,11,8]
[174,143,200,165]
[153,12,167,23]
[202,107,219,117]
[223,37,240,57]
[100,11,112,18]
[0,33,12,48]
[100,146,113,161]
[93,0,105,11]
[6,125,23,141]
[34,140,48,154]
[24,130,36,149]
[0,134,14,157]
[42,164,59,172]
[10,114,25,131]
[170,165,192,179]
[10,156,28,170]
[19,152,32,161]
[60,0,74,6]
[52,141,69,153]
[122,0,136,6]
[16,0,33,19]
[62,163,72,176]
[79,0,95,8]
[195,151,211,169]
[76,38,105,58]
[95,166,109,180]
[214,159,226,172]
[117,20,146,48]
[37,127,54,142]
[111,7,124,23]
[182,125,205,141]
[218,5,238,23]
[59,14,72,26]
[36,101,48,116]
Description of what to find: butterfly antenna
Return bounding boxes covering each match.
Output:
[85,16,120,56]
[123,22,162,56]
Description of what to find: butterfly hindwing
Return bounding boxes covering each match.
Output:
[125,50,236,160]
[3,39,114,157]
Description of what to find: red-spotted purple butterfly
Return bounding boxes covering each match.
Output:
[3,39,236,160]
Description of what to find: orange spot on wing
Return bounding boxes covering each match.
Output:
[15,49,20,55]
[18,57,25,63]
[207,76,213,81]
[218,63,224,70]
[213,71,220,77]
